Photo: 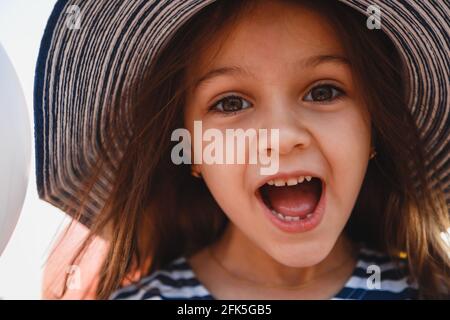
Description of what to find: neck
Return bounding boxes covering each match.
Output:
[210,225,356,287]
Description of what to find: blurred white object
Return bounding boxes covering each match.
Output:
[0,42,31,256]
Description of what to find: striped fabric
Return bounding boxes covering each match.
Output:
[34,0,450,224]
[110,247,419,300]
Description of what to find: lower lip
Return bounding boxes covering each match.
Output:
[257,182,326,233]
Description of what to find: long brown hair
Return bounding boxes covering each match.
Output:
[53,0,449,299]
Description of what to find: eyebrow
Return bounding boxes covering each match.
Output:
[193,54,350,90]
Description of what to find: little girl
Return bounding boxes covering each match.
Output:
[37,0,450,299]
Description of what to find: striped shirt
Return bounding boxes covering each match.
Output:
[110,246,418,300]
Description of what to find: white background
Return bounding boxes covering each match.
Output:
[0,0,70,299]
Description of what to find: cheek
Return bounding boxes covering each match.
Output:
[201,164,251,219]
[316,106,371,214]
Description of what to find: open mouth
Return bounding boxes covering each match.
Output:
[258,175,323,223]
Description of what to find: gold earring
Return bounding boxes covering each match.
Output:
[370,148,377,159]
[191,170,202,178]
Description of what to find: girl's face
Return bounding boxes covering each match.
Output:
[185,1,371,267]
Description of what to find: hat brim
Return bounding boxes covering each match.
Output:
[34,0,450,224]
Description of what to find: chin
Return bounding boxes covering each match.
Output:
[265,237,338,268]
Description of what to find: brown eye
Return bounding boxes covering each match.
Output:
[210,95,251,113]
[304,84,344,102]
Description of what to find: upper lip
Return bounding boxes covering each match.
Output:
[254,170,325,192]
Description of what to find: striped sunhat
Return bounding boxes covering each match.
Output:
[34,0,449,225]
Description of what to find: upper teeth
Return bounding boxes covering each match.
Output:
[267,175,313,186]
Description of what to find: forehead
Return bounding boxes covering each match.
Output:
[188,1,345,80]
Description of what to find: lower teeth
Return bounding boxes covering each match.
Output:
[271,210,312,222]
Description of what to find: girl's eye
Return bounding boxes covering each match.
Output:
[303,84,344,102]
[209,95,252,114]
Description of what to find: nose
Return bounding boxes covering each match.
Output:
[260,100,312,156]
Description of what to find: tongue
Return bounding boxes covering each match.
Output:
[265,180,321,218]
